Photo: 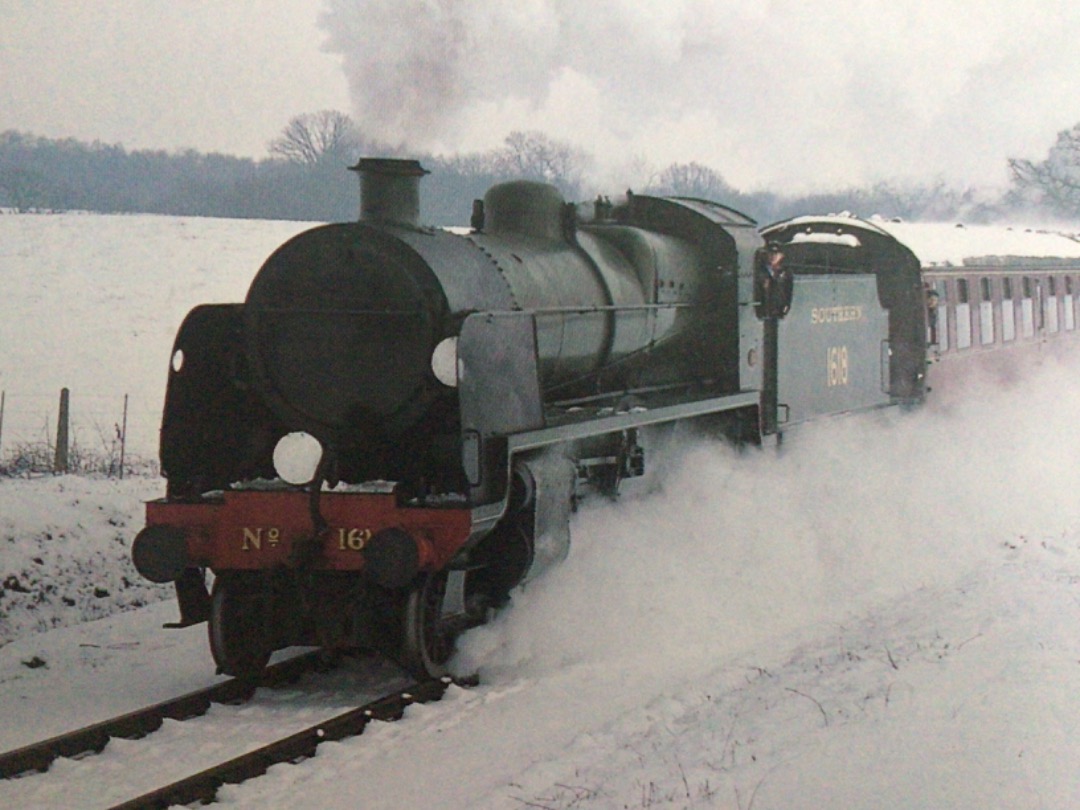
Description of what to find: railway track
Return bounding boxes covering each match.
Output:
[0,650,324,780]
[0,650,464,809]
[108,676,454,810]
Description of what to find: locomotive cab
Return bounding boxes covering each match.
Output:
[760,216,927,426]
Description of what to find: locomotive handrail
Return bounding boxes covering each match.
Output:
[549,379,725,408]
[255,302,702,317]
[490,302,698,314]
[254,307,430,315]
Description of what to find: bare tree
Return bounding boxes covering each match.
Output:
[1008,123,1080,216]
[269,110,363,166]
[863,179,974,221]
[495,130,588,195]
[647,161,735,201]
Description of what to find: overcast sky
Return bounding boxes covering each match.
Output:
[4,0,1080,193]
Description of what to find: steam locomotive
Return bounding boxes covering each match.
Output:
[133,158,1070,679]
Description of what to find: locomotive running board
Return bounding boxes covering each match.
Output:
[508,390,760,452]
[467,389,760,538]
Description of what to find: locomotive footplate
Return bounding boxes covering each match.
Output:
[135,490,474,581]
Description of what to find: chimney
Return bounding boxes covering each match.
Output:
[349,158,429,227]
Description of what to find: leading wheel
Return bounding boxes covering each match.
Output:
[399,570,463,679]
[208,574,271,678]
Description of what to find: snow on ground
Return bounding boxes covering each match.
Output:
[3,356,1080,808]
[2,212,1080,808]
[0,475,167,645]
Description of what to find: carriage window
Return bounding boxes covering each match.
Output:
[955,278,972,349]
[979,277,994,345]
[931,279,949,350]
[1002,276,1016,342]
[1046,275,1060,333]
[1066,276,1077,331]
[1020,277,1035,337]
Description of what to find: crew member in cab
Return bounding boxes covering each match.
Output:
[755,241,794,318]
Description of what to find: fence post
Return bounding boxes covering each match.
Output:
[119,393,128,479]
[55,387,70,473]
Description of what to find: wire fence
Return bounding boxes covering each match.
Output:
[0,388,161,479]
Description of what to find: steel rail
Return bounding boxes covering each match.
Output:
[0,651,321,779]
[107,676,457,810]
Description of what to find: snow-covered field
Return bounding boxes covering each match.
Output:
[2,212,1080,808]
[0,213,315,459]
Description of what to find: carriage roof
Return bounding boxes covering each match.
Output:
[767,214,1080,269]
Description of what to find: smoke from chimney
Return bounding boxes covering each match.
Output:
[317,1,1080,193]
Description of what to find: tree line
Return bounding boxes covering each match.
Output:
[1,111,1078,225]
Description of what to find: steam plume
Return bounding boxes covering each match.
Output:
[320,1,1080,192]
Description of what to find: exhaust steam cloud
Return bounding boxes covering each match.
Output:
[319,0,1080,191]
